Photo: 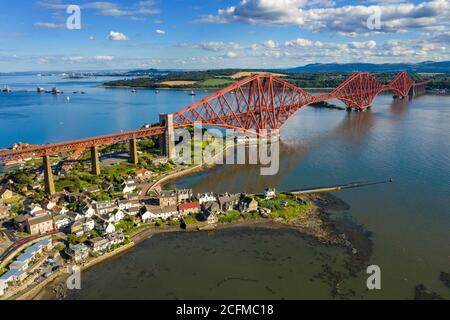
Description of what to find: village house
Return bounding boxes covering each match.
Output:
[140,205,179,222]
[83,186,101,195]
[199,211,219,225]
[177,189,193,203]
[80,204,96,218]
[102,208,125,224]
[28,204,46,217]
[122,180,137,194]
[66,243,90,263]
[41,199,57,211]
[0,187,14,200]
[88,237,111,254]
[26,214,54,235]
[66,211,83,222]
[154,190,178,208]
[51,205,68,215]
[123,192,140,201]
[96,218,116,235]
[70,217,95,236]
[197,192,217,205]
[178,201,201,216]
[135,168,153,180]
[264,188,276,200]
[217,193,241,212]
[94,200,117,215]
[107,231,125,246]
[53,214,71,229]
[117,199,140,211]
[239,196,259,213]
[202,201,221,215]
[127,206,140,217]
[0,269,27,289]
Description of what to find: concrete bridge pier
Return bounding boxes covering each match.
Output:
[90,146,101,175]
[129,139,139,165]
[159,113,176,159]
[43,155,55,195]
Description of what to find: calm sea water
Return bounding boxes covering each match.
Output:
[1,75,449,299]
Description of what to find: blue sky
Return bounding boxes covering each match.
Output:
[0,0,449,71]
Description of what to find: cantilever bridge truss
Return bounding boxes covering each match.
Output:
[0,72,428,163]
[173,71,422,134]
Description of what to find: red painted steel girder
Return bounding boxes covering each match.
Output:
[0,126,166,163]
[331,72,384,109]
[387,71,414,97]
[174,71,416,130]
[173,74,315,133]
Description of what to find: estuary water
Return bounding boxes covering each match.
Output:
[1,75,449,299]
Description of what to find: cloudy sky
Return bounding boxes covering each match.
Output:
[0,0,449,71]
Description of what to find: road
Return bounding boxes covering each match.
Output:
[0,230,60,266]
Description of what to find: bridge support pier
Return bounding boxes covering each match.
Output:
[159,113,176,159]
[43,155,55,196]
[129,139,138,165]
[90,146,101,175]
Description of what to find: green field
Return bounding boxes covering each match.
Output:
[199,78,234,87]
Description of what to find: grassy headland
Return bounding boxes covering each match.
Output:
[100,69,448,90]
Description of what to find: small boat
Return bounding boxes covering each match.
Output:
[37,87,45,93]
[155,90,160,94]
[51,87,61,95]
[189,90,196,96]
[132,88,137,93]
[2,85,12,93]
[66,96,70,102]
[81,91,86,94]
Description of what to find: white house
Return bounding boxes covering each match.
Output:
[53,215,71,229]
[41,199,57,211]
[28,204,45,216]
[103,209,125,224]
[94,201,117,215]
[66,211,84,222]
[197,192,217,205]
[140,205,179,222]
[111,209,125,223]
[104,222,116,234]
[117,200,140,211]
[81,205,96,218]
[122,182,137,194]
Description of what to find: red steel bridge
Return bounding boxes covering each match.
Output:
[0,71,429,194]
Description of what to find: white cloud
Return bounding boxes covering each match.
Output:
[198,0,450,35]
[262,40,277,49]
[38,1,160,19]
[226,51,238,58]
[108,31,129,41]
[155,29,166,35]
[94,55,114,61]
[33,22,65,29]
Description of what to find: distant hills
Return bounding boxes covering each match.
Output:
[2,61,449,76]
[282,61,450,73]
